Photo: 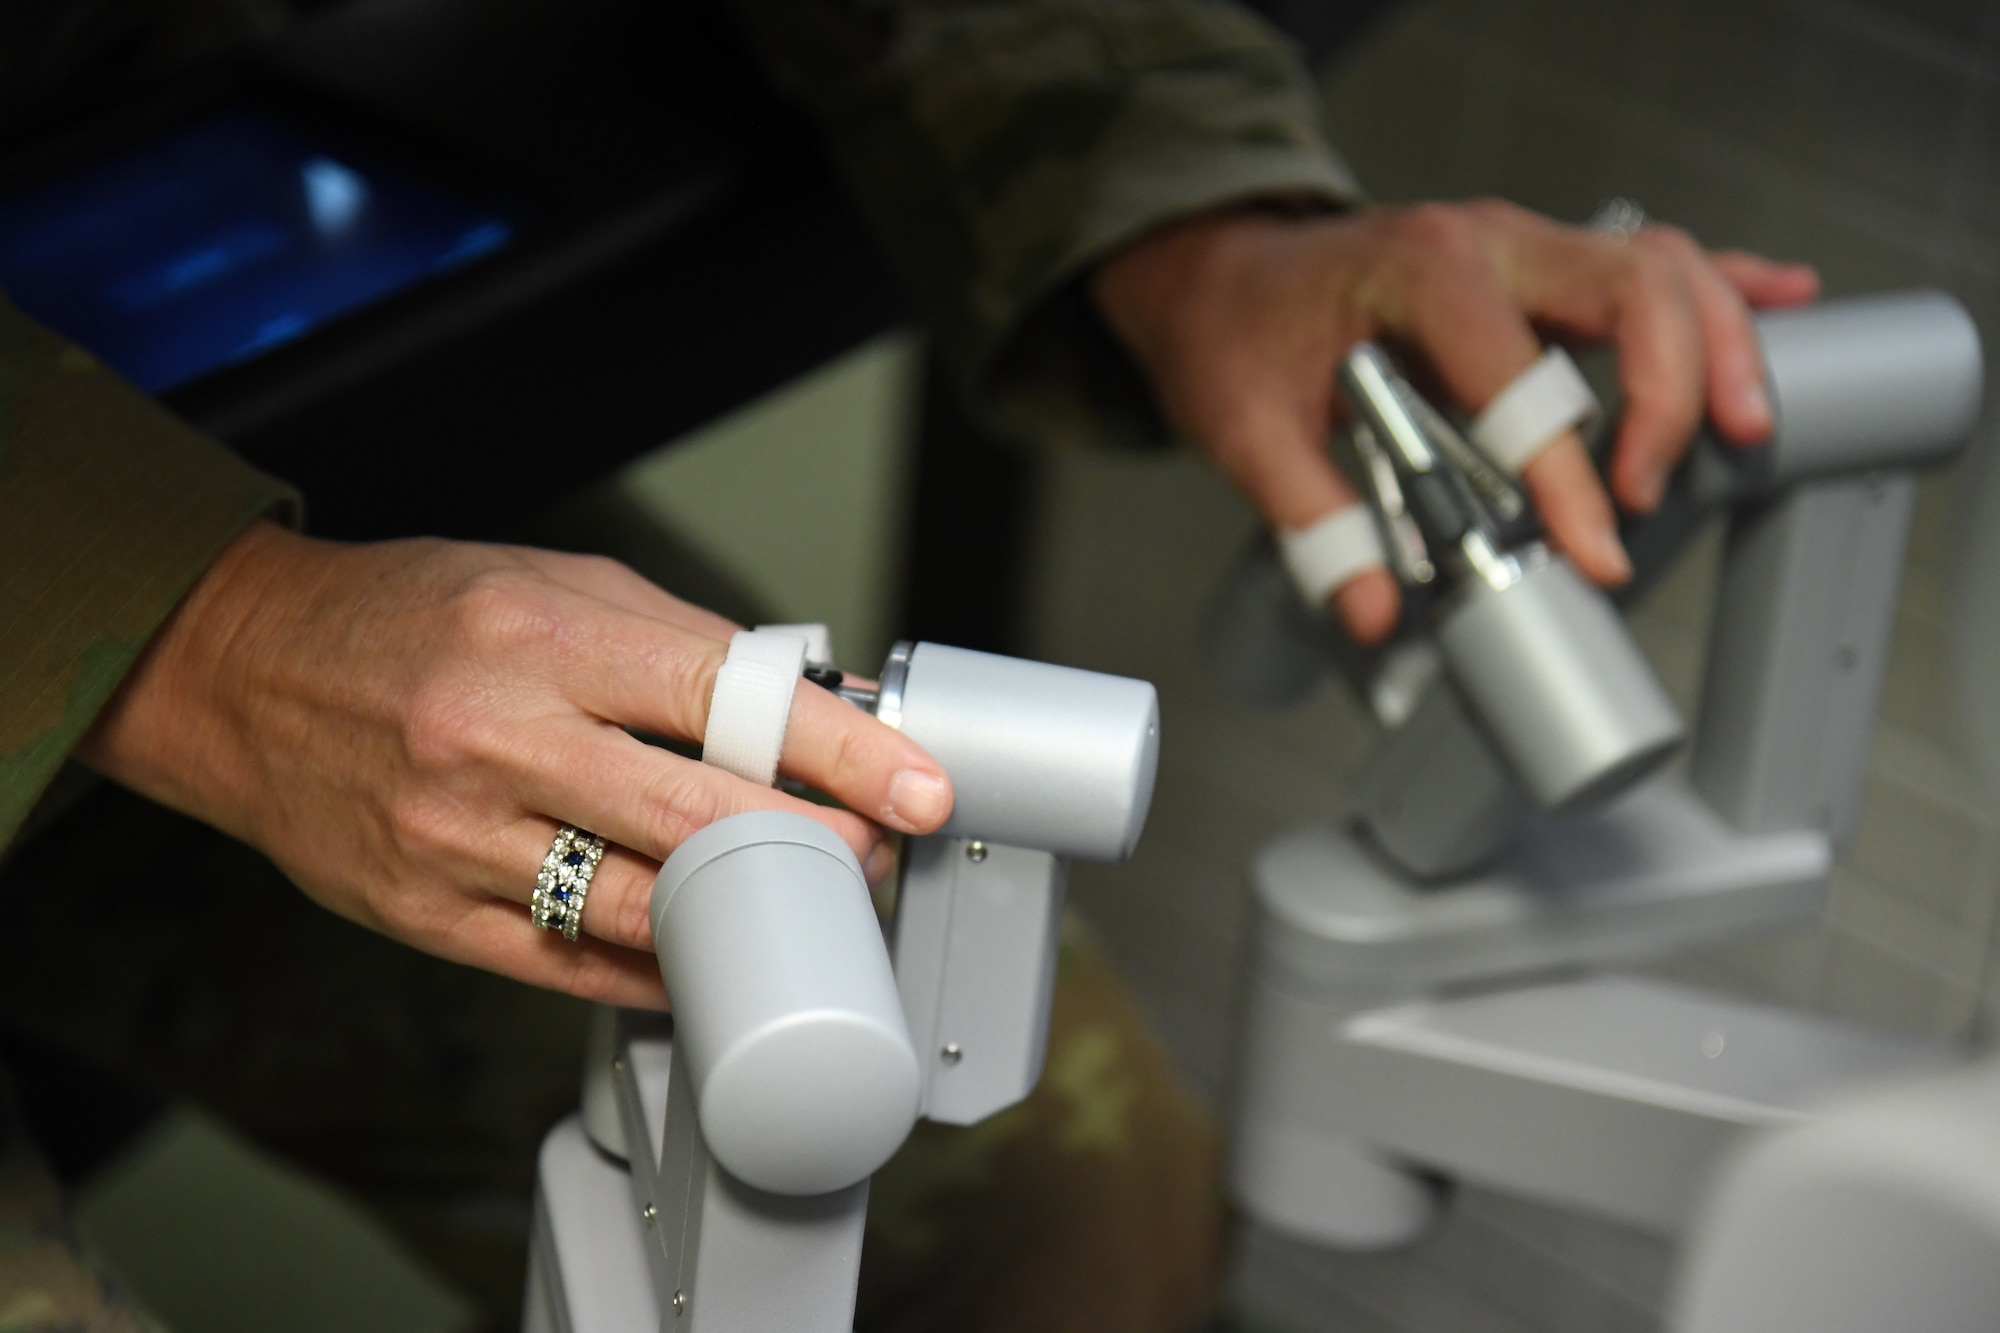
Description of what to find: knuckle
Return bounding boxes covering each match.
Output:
[383,792,436,858]
[672,640,730,738]
[1463,196,1519,227]
[454,569,562,653]
[823,717,882,794]
[644,768,726,852]
[573,552,629,583]
[401,677,494,771]
[607,871,655,950]
[559,955,641,1007]
[1616,250,1686,318]
[362,866,427,935]
[1626,384,1703,448]
[1626,242,1678,290]
[1641,222,1699,259]
[1395,202,1476,256]
[377,799,466,903]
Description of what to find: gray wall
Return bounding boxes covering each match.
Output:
[1031,0,2000,1327]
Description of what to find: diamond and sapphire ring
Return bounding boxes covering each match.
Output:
[531,825,606,942]
[1589,197,1649,243]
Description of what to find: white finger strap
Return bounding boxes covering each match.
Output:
[1277,505,1388,607]
[1469,347,1602,475]
[755,622,834,667]
[703,629,809,787]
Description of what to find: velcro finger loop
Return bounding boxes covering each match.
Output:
[755,622,834,666]
[702,629,808,787]
[1277,506,1388,606]
[1469,346,1603,475]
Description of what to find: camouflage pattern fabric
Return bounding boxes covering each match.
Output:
[0,0,1357,1325]
[0,297,298,849]
[0,0,1361,848]
[732,0,1363,452]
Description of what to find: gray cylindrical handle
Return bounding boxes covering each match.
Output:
[896,643,1160,863]
[1694,290,1983,494]
[650,812,919,1195]
[1437,551,1684,812]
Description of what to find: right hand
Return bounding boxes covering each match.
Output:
[77,521,954,1007]
[1091,199,1819,643]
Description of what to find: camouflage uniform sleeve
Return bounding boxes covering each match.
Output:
[0,295,299,850]
[733,0,1365,449]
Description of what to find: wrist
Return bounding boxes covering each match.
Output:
[1090,204,1319,367]
[77,520,323,825]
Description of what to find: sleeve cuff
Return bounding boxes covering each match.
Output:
[0,299,299,847]
[983,139,1361,452]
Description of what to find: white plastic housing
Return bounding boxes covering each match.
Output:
[650,813,920,1196]
[896,643,1160,862]
[1437,552,1684,813]
[1675,1061,2000,1332]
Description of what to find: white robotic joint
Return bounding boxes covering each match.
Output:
[651,812,920,1195]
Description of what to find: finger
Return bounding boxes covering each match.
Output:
[1519,432,1630,583]
[510,719,892,871]
[1334,565,1401,646]
[431,897,669,1007]
[489,815,898,957]
[1487,219,1709,514]
[1378,208,1553,405]
[1710,251,1820,309]
[1202,391,1405,643]
[510,547,743,640]
[1679,249,1776,446]
[550,604,951,833]
[481,823,661,949]
[781,680,956,832]
[1604,234,1710,511]
[551,610,730,741]
[1373,212,1632,583]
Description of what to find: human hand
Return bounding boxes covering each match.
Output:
[76,522,954,1007]
[1089,199,1819,642]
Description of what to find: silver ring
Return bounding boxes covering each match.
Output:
[532,825,606,942]
[1589,197,1648,243]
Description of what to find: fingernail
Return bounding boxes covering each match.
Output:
[1596,528,1634,584]
[1741,380,1773,433]
[886,769,952,833]
[1635,467,1667,513]
[863,839,898,887]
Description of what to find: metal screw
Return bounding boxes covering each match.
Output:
[672,1290,687,1317]
[965,841,988,863]
[612,1056,627,1072]
[941,1043,963,1066]
[1701,1031,1727,1060]
[642,1204,657,1226]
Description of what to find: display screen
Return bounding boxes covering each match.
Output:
[0,107,522,392]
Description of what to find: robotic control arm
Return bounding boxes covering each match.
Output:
[532,639,1161,1333]
[1212,290,1984,881]
[1217,290,1987,1253]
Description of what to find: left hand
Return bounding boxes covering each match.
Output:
[1089,198,1819,642]
[76,524,953,1008]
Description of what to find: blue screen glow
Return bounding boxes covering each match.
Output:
[0,109,522,392]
